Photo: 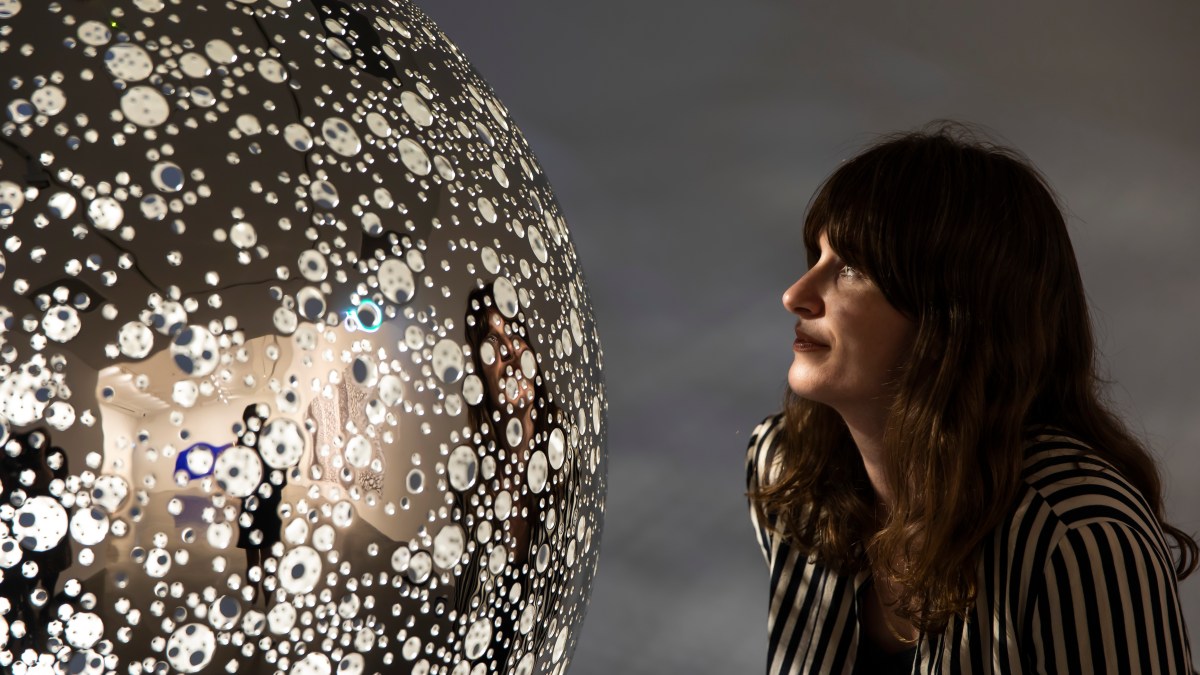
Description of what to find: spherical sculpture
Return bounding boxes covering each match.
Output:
[0,1,607,674]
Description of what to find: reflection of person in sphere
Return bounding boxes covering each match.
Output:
[453,282,579,670]
[0,428,71,650]
[233,403,285,605]
[746,123,1196,673]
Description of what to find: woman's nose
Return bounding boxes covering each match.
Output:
[782,273,822,317]
[499,332,519,362]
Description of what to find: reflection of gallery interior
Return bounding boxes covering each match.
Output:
[0,0,609,672]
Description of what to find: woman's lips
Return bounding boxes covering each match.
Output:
[793,328,829,351]
[793,338,830,352]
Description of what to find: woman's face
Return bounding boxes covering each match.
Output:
[478,308,536,412]
[782,232,915,416]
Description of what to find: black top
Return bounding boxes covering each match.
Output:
[853,632,917,675]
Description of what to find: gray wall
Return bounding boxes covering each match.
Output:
[421,2,1200,671]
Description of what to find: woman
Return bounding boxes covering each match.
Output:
[746,123,1196,674]
[447,282,580,670]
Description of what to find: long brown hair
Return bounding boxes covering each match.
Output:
[750,121,1198,631]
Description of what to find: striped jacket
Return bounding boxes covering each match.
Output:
[746,413,1195,675]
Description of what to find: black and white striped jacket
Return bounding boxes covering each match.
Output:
[747,413,1195,674]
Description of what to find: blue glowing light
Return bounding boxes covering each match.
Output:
[344,298,384,333]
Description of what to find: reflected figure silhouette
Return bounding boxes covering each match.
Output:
[233,403,285,605]
[0,428,71,651]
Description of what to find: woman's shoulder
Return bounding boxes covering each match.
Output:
[1012,429,1164,545]
[745,412,786,490]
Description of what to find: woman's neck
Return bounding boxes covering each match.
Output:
[841,406,895,509]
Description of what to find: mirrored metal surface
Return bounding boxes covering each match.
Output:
[0,1,607,673]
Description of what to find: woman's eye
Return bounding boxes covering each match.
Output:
[837,265,863,280]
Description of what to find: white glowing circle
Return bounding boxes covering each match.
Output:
[118,321,154,359]
[267,603,296,634]
[258,57,288,83]
[397,138,431,176]
[527,225,549,263]
[447,445,477,491]
[45,401,75,431]
[366,111,392,138]
[277,545,322,594]
[311,180,339,209]
[87,197,124,231]
[478,341,496,366]
[520,349,538,379]
[65,612,104,649]
[338,654,366,675]
[345,435,372,469]
[120,86,170,127]
[208,596,242,631]
[204,39,237,65]
[297,286,326,321]
[206,522,233,549]
[492,277,519,318]
[105,43,154,81]
[190,86,216,108]
[390,547,410,573]
[464,619,492,660]
[527,450,548,494]
[480,247,501,274]
[179,53,211,78]
[312,523,337,551]
[462,374,484,406]
[77,20,113,46]
[547,428,566,470]
[214,446,263,498]
[185,446,214,476]
[90,475,129,513]
[143,547,172,578]
[0,539,23,568]
[165,623,216,674]
[284,122,313,151]
[432,524,464,569]
[229,222,258,248]
[378,374,403,406]
[47,191,77,219]
[407,550,432,583]
[431,338,464,383]
[12,496,68,552]
[42,305,82,342]
[477,198,498,224]
[69,508,109,546]
[292,654,333,675]
[31,85,67,115]
[170,325,219,377]
[151,161,185,192]
[401,91,433,127]
[433,154,455,180]
[322,117,362,156]
[259,418,305,469]
[172,380,198,408]
[494,490,514,522]
[6,98,33,123]
[378,258,415,303]
[297,250,328,282]
[351,355,379,387]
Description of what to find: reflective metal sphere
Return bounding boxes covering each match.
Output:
[0,1,606,673]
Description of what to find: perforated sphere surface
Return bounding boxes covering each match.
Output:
[0,1,607,673]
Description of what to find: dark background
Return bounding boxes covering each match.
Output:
[422,2,1200,671]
